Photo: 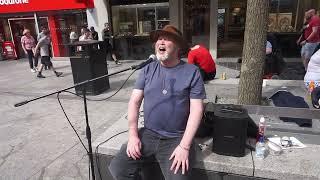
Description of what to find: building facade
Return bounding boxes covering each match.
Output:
[105,0,320,60]
[1,0,319,59]
[0,0,94,58]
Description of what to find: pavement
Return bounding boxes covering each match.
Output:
[0,58,138,180]
[0,57,319,180]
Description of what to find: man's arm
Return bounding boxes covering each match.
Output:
[126,89,144,160]
[297,34,303,45]
[170,99,204,174]
[34,39,43,55]
[180,99,204,149]
[301,26,319,45]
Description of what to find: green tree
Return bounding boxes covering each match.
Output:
[238,0,270,105]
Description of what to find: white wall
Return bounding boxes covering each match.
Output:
[169,0,183,30]
[86,0,109,41]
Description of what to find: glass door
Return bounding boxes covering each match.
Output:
[9,18,37,59]
[8,17,49,59]
[183,0,210,48]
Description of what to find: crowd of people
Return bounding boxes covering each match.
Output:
[20,23,123,78]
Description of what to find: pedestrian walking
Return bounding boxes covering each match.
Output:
[102,22,121,65]
[21,29,37,73]
[34,30,62,78]
[37,26,49,70]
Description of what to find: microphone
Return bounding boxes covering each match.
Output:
[131,54,156,70]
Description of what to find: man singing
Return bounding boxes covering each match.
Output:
[109,25,206,179]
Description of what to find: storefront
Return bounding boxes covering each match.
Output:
[110,0,169,60]
[216,0,320,57]
[137,0,318,59]
[0,0,94,58]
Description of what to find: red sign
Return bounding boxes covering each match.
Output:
[0,0,94,14]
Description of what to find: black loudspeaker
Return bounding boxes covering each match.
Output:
[211,104,251,157]
[195,103,216,138]
[69,41,110,95]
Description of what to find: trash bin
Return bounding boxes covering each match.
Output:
[69,40,110,95]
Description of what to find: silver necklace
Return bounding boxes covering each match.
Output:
[162,67,167,95]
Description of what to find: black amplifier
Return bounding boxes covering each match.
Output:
[211,104,256,157]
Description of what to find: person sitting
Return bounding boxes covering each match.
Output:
[237,40,284,79]
[108,25,205,180]
[79,28,92,41]
[187,44,216,81]
[264,40,275,78]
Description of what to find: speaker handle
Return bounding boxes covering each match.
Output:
[220,108,244,114]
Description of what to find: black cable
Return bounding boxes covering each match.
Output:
[57,92,89,153]
[88,157,91,180]
[250,149,255,177]
[95,130,129,180]
[64,69,137,102]
[56,69,137,180]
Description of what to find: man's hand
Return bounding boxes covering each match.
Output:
[126,135,142,160]
[296,39,301,46]
[169,145,189,175]
[300,40,307,46]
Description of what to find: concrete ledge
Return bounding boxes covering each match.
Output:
[207,78,305,87]
[93,114,320,180]
[254,145,320,180]
[93,114,254,177]
[216,58,301,63]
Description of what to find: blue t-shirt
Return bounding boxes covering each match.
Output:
[134,60,206,137]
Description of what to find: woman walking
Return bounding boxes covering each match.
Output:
[21,29,37,72]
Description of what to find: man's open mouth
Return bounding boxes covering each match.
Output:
[159,47,166,52]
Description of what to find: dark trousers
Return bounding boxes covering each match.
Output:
[109,128,196,180]
[199,68,216,81]
[27,49,37,69]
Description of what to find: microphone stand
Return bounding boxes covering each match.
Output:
[14,66,135,180]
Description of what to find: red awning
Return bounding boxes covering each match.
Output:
[0,0,94,14]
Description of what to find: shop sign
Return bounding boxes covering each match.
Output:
[0,0,29,5]
[0,0,94,13]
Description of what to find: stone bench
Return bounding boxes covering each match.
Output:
[92,114,320,180]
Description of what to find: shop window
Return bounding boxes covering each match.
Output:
[268,0,298,32]
[112,2,169,36]
[51,11,87,56]
[156,6,169,29]
[183,0,210,47]
[138,7,155,34]
[118,8,137,35]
